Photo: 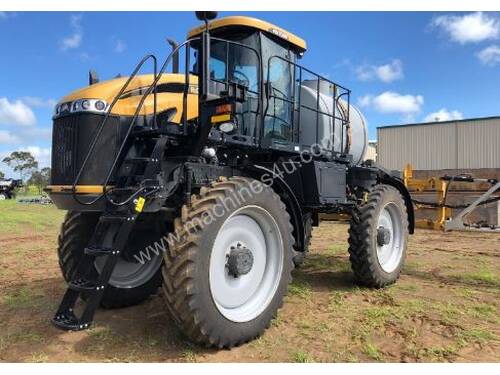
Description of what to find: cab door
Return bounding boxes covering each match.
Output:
[261,33,296,146]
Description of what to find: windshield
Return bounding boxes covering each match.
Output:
[208,33,260,95]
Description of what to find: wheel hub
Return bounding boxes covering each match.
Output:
[377,227,391,246]
[226,243,254,277]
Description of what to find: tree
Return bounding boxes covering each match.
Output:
[0,170,4,180]
[29,167,51,195]
[2,151,38,183]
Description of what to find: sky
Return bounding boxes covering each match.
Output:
[1,11,500,177]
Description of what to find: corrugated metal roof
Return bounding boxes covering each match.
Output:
[378,115,500,129]
[377,117,500,170]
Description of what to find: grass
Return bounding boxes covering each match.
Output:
[0,330,45,351]
[182,348,198,362]
[29,352,49,363]
[452,268,500,287]
[0,207,498,362]
[327,244,347,255]
[457,328,499,344]
[420,345,459,361]
[329,290,348,308]
[1,286,46,309]
[362,342,383,361]
[0,200,64,235]
[291,350,314,363]
[288,280,313,299]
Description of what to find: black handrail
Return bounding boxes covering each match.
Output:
[264,55,351,156]
[72,39,196,206]
[71,54,157,205]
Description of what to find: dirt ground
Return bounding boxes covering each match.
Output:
[0,201,499,362]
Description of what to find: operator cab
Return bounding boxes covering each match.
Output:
[188,16,309,149]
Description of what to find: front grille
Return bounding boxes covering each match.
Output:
[51,116,78,185]
[51,113,124,186]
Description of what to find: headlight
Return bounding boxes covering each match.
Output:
[94,100,106,111]
[53,99,109,118]
[81,100,91,110]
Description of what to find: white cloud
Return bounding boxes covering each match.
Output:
[20,96,57,109]
[0,97,36,127]
[477,44,500,66]
[357,95,373,108]
[0,130,20,145]
[358,91,424,115]
[60,14,83,51]
[423,108,463,122]
[356,59,404,83]
[114,39,127,53]
[432,12,500,44]
[61,33,82,51]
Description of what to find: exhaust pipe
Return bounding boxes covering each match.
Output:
[167,38,179,73]
[88,69,99,85]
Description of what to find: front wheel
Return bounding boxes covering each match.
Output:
[162,177,294,348]
[348,184,409,288]
[58,211,164,308]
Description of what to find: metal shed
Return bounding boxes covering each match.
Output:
[377,116,500,171]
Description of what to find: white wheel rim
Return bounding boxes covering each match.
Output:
[376,202,404,273]
[0,194,6,200]
[209,205,284,323]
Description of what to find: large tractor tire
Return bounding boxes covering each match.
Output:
[162,177,294,348]
[348,184,408,288]
[58,211,164,308]
[292,213,313,267]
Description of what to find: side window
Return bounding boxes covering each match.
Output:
[210,57,226,81]
[262,36,296,143]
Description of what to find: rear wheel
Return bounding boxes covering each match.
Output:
[348,184,408,288]
[58,211,164,308]
[0,193,7,200]
[162,177,294,348]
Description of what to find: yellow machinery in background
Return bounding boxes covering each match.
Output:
[403,164,452,231]
[403,164,500,232]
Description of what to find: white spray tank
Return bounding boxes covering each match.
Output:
[299,80,368,165]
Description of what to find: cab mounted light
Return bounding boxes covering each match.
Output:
[218,121,236,134]
[215,103,232,114]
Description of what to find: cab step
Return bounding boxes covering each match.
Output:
[84,245,118,257]
[68,278,103,292]
[52,309,91,331]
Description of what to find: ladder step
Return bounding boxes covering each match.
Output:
[52,310,91,331]
[84,246,117,257]
[68,278,104,292]
[99,214,133,223]
[124,157,154,164]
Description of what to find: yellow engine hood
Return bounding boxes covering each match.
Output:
[60,73,199,123]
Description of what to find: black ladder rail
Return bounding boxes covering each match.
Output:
[52,211,138,331]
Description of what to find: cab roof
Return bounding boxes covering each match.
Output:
[187,16,307,52]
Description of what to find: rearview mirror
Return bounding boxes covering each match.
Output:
[195,11,218,22]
